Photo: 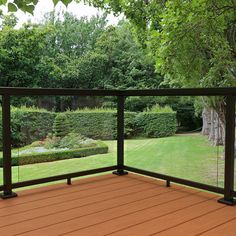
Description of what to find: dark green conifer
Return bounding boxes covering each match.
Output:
[53,113,71,137]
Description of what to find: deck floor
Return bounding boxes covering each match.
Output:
[0,173,235,236]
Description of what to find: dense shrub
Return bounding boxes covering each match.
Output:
[66,109,136,139]
[0,106,177,151]
[125,96,202,131]
[125,96,160,112]
[124,112,137,138]
[53,113,71,137]
[59,133,97,148]
[44,132,97,149]
[0,107,56,150]
[135,111,177,138]
[0,141,108,166]
[66,110,116,139]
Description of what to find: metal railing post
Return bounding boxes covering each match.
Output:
[113,95,128,176]
[218,95,236,205]
[0,95,17,199]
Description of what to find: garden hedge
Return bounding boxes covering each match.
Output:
[0,108,56,149]
[66,111,136,140]
[0,107,177,151]
[0,141,108,166]
[135,112,177,138]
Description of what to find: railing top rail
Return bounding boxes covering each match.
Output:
[0,87,236,96]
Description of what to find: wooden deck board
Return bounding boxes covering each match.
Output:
[0,173,235,236]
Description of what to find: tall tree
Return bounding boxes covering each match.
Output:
[0,14,49,87]
[79,0,236,145]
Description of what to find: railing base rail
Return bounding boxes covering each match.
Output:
[0,166,117,199]
[124,166,225,194]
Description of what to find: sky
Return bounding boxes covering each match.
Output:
[0,0,121,27]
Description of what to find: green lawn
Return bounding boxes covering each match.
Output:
[0,134,231,190]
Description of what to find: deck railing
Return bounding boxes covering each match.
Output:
[0,87,235,205]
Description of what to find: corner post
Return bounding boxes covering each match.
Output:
[0,95,17,199]
[113,94,128,176]
[218,95,235,205]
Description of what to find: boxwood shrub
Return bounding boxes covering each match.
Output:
[0,141,108,167]
[135,112,177,138]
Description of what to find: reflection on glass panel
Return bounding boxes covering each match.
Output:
[124,96,224,187]
[11,95,116,183]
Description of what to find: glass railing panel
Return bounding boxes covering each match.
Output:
[124,95,224,188]
[11,95,116,185]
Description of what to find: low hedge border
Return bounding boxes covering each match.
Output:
[0,141,108,167]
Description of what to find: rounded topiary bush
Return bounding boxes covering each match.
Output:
[53,113,71,138]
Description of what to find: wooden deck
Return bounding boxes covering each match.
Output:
[0,173,235,236]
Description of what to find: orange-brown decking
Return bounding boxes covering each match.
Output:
[0,173,235,236]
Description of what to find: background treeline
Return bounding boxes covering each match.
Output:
[0,11,201,131]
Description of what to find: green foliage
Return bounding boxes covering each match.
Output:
[92,23,162,89]
[80,0,236,123]
[74,107,116,113]
[81,0,236,91]
[66,110,136,140]
[153,0,236,89]
[0,11,163,113]
[0,106,177,151]
[125,96,201,131]
[59,133,96,149]
[1,0,73,13]
[135,112,177,138]
[30,140,45,147]
[44,132,97,149]
[125,96,158,112]
[0,12,107,90]
[0,20,50,87]
[43,136,61,149]
[69,108,133,139]
[53,113,71,137]
[0,141,108,166]
[0,107,56,149]
[146,104,174,113]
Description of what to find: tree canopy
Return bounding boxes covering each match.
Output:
[0,0,73,14]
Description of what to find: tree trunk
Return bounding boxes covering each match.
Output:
[202,106,224,146]
[202,99,236,157]
[202,107,211,136]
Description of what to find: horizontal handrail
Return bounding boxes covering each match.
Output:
[0,87,236,96]
[0,86,235,205]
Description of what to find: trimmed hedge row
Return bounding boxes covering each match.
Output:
[0,108,177,150]
[0,109,56,149]
[135,112,177,138]
[66,111,136,140]
[0,141,108,167]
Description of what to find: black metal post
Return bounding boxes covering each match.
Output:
[218,95,236,205]
[67,178,71,185]
[113,95,128,176]
[166,180,171,187]
[0,95,17,199]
